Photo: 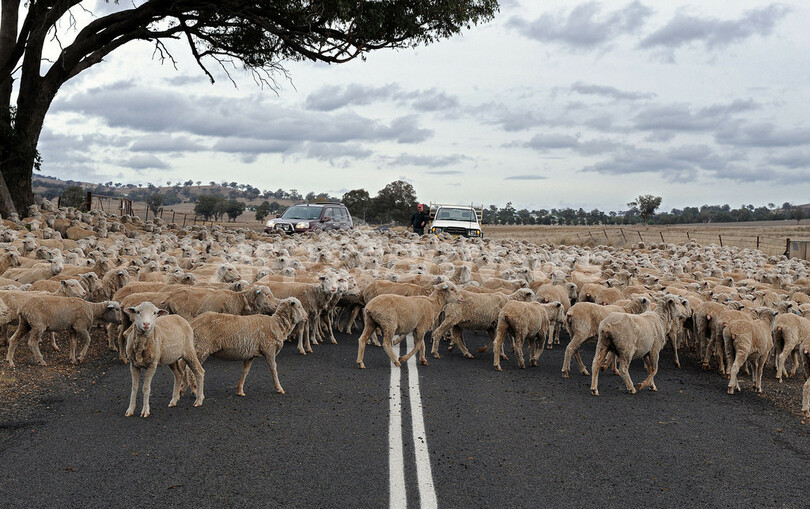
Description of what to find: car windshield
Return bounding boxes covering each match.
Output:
[282,205,323,220]
[436,208,476,221]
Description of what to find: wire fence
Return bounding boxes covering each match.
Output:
[569,228,790,256]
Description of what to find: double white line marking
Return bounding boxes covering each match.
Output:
[389,335,438,509]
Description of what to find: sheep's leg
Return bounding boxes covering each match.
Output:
[430,319,452,359]
[106,323,117,351]
[294,322,307,355]
[776,349,790,382]
[184,355,205,406]
[28,328,47,366]
[803,372,810,419]
[139,364,158,417]
[237,359,254,396]
[356,319,376,369]
[616,354,636,394]
[636,349,659,392]
[514,328,527,369]
[49,332,60,352]
[168,362,184,407]
[562,332,590,378]
[260,344,285,394]
[754,354,767,393]
[727,350,746,394]
[75,328,93,363]
[400,331,428,366]
[117,321,130,364]
[324,311,338,344]
[382,329,402,367]
[343,305,361,333]
[452,326,474,359]
[6,319,32,368]
[493,320,509,371]
[788,350,800,378]
[125,365,141,416]
[531,333,545,367]
[590,342,610,396]
[670,332,681,369]
[701,322,715,369]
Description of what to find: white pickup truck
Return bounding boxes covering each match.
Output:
[427,203,484,238]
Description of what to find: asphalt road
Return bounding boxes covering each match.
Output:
[1,330,809,508]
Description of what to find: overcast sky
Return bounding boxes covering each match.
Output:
[35,0,810,213]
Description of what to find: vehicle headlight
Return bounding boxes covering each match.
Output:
[433,227,442,234]
[295,221,310,229]
[469,229,480,236]
[266,220,276,228]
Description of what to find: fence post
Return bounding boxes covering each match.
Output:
[160,208,164,219]
[660,232,665,243]
[172,211,175,223]
[638,231,643,242]
[604,229,609,241]
[182,214,186,227]
[577,234,581,242]
[686,231,690,241]
[786,238,791,257]
[145,205,149,222]
[756,235,760,250]
[719,234,723,247]
[620,228,626,242]
[589,231,595,240]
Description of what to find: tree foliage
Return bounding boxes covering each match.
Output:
[342,189,371,222]
[627,194,663,225]
[371,180,419,225]
[147,194,164,215]
[60,185,85,210]
[0,0,499,217]
[194,195,222,221]
[255,201,271,222]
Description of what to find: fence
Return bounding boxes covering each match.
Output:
[570,228,789,256]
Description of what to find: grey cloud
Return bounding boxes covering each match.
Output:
[525,133,621,155]
[305,83,398,111]
[767,149,810,169]
[633,99,758,132]
[708,165,778,182]
[402,88,460,112]
[505,175,547,180]
[508,1,653,49]
[386,153,469,167]
[211,139,297,154]
[571,82,656,101]
[640,4,790,51]
[715,122,810,148]
[122,155,170,170]
[579,145,730,180]
[129,135,207,153]
[304,143,373,161]
[384,116,433,144]
[425,170,463,175]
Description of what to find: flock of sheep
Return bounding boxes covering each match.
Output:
[1,200,810,420]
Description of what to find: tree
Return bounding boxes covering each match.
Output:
[60,185,85,210]
[793,207,805,224]
[369,180,418,225]
[147,194,164,215]
[0,0,498,218]
[255,201,271,222]
[194,195,222,221]
[342,189,371,221]
[223,199,246,221]
[627,194,662,225]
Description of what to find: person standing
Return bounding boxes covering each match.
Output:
[411,203,427,235]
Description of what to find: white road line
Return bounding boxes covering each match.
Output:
[406,334,438,509]
[389,339,407,509]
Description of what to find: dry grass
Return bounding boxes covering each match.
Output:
[484,223,810,256]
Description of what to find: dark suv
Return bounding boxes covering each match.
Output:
[264,202,353,234]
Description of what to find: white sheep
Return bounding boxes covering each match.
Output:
[124,301,205,417]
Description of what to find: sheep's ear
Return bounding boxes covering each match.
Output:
[124,306,137,318]
[256,289,261,294]
[107,302,117,309]
[156,309,169,317]
[60,280,67,286]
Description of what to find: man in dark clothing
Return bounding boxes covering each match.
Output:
[411,203,427,235]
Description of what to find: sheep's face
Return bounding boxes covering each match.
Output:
[126,302,166,333]
[218,263,241,283]
[317,273,339,294]
[103,302,123,324]
[50,256,65,275]
[253,286,278,315]
[61,279,87,298]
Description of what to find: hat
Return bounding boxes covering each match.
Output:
[417,203,423,209]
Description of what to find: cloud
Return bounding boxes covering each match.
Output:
[129,135,208,153]
[385,153,470,167]
[425,170,463,175]
[508,1,653,49]
[121,154,170,170]
[524,133,621,155]
[640,4,791,51]
[633,99,758,133]
[505,174,547,180]
[767,149,810,169]
[715,122,810,148]
[304,143,374,162]
[570,82,656,101]
[305,84,459,113]
[579,144,731,180]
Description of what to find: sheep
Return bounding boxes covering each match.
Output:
[723,307,777,394]
[430,287,535,359]
[532,282,577,347]
[771,312,810,382]
[5,296,121,368]
[3,255,64,284]
[264,273,340,355]
[589,296,678,396]
[356,283,464,369]
[491,300,563,371]
[161,285,278,321]
[561,295,651,378]
[114,291,173,362]
[0,251,22,276]
[123,301,205,417]
[801,337,810,418]
[188,297,307,395]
